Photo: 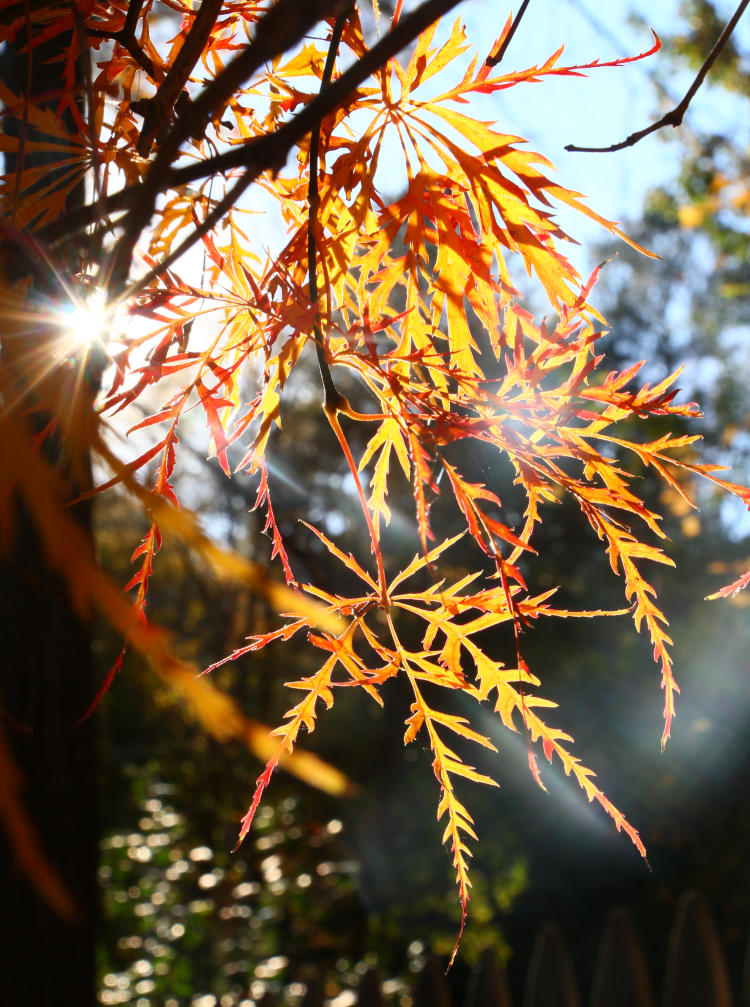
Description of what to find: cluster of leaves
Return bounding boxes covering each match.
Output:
[2,0,749,956]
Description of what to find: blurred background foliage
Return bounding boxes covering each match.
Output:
[93,2,750,1003]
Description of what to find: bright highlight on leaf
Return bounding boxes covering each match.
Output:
[1,0,749,957]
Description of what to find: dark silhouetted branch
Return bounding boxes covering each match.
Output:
[485,0,532,68]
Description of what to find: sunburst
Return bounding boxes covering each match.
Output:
[57,287,110,352]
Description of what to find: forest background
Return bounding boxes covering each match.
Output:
[1,1,749,1005]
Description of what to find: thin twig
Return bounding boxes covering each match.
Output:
[485,0,532,68]
[309,11,349,414]
[118,176,251,300]
[566,0,749,153]
[87,0,159,80]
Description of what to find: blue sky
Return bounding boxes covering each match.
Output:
[457,0,750,268]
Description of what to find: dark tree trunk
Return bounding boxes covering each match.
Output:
[0,18,99,1007]
[0,523,98,1007]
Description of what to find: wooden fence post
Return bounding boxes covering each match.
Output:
[358,967,385,1007]
[741,926,750,1007]
[663,891,732,1007]
[523,922,580,1007]
[590,906,654,1007]
[301,973,326,1007]
[261,887,746,1005]
[412,954,453,1007]
[464,946,514,1007]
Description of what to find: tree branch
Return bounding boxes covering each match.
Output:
[485,0,532,68]
[87,26,158,81]
[134,0,224,155]
[565,0,750,153]
[86,0,161,80]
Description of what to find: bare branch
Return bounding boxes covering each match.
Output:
[485,0,532,68]
[566,0,749,153]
